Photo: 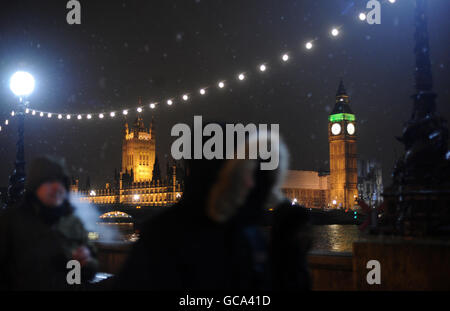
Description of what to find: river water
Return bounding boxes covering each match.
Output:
[310,224,361,253]
[96,223,361,253]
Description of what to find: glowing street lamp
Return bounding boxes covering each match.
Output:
[331,28,339,37]
[7,71,35,205]
[10,71,35,98]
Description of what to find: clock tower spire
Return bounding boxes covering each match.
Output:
[328,80,358,209]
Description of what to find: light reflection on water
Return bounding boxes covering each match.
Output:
[94,222,135,242]
[311,225,361,253]
[95,223,361,253]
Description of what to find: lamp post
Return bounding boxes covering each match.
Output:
[383,0,450,236]
[7,71,35,206]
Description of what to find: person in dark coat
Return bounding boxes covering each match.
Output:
[0,156,98,291]
[114,155,258,290]
[270,200,312,291]
[115,118,264,290]
[235,133,312,291]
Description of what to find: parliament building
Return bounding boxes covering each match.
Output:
[73,81,380,211]
[282,80,368,210]
[72,115,183,207]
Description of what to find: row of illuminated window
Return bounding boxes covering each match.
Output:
[125,194,168,203]
[122,188,172,195]
[139,154,151,166]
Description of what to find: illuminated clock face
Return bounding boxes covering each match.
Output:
[331,123,341,135]
[347,123,355,135]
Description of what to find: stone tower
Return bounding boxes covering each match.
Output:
[328,80,358,209]
[121,111,156,182]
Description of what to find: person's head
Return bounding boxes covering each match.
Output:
[35,181,68,208]
[25,156,71,208]
[234,129,290,225]
[181,121,258,223]
[206,159,257,223]
[256,133,290,211]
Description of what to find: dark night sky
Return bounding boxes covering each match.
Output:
[0,0,449,189]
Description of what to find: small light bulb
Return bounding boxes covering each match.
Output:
[150,103,156,109]
[110,112,115,117]
[123,110,128,115]
[99,113,104,119]
[40,112,44,117]
[167,99,173,105]
[32,110,36,115]
[218,82,225,88]
[359,13,367,21]
[87,114,92,119]
[305,42,313,50]
[331,28,339,37]
[199,88,206,95]
[77,115,82,120]
[58,114,62,119]
[182,94,189,101]
[11,111,15,116]
[5,120,9,125]
[47,113,52,118]
[282,54,289,62]
[137,107,142,113]
[238,73,245,81]
[67,115,71,120]
[259,64,266,72]
[25,108,30,114]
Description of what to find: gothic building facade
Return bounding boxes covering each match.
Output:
[73,81,379,211]
[282,80,378,210]
[72,114,183,207]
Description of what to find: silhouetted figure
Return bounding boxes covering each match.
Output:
[270,201,312,290]
[236,134,311,291]
[0,156,98,290]
[115,120,262,290]
[115,154,258,290]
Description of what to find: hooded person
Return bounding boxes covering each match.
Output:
[114,121,259,290]
[0,155,98,290]
[232,130,307,291]
[236,131,312,291]
[270,200,312,291]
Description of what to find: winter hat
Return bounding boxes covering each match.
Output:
[25,155,71,193]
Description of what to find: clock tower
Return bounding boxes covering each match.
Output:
[328,80,358,209]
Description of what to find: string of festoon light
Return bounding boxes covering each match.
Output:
[0,0,398,133]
